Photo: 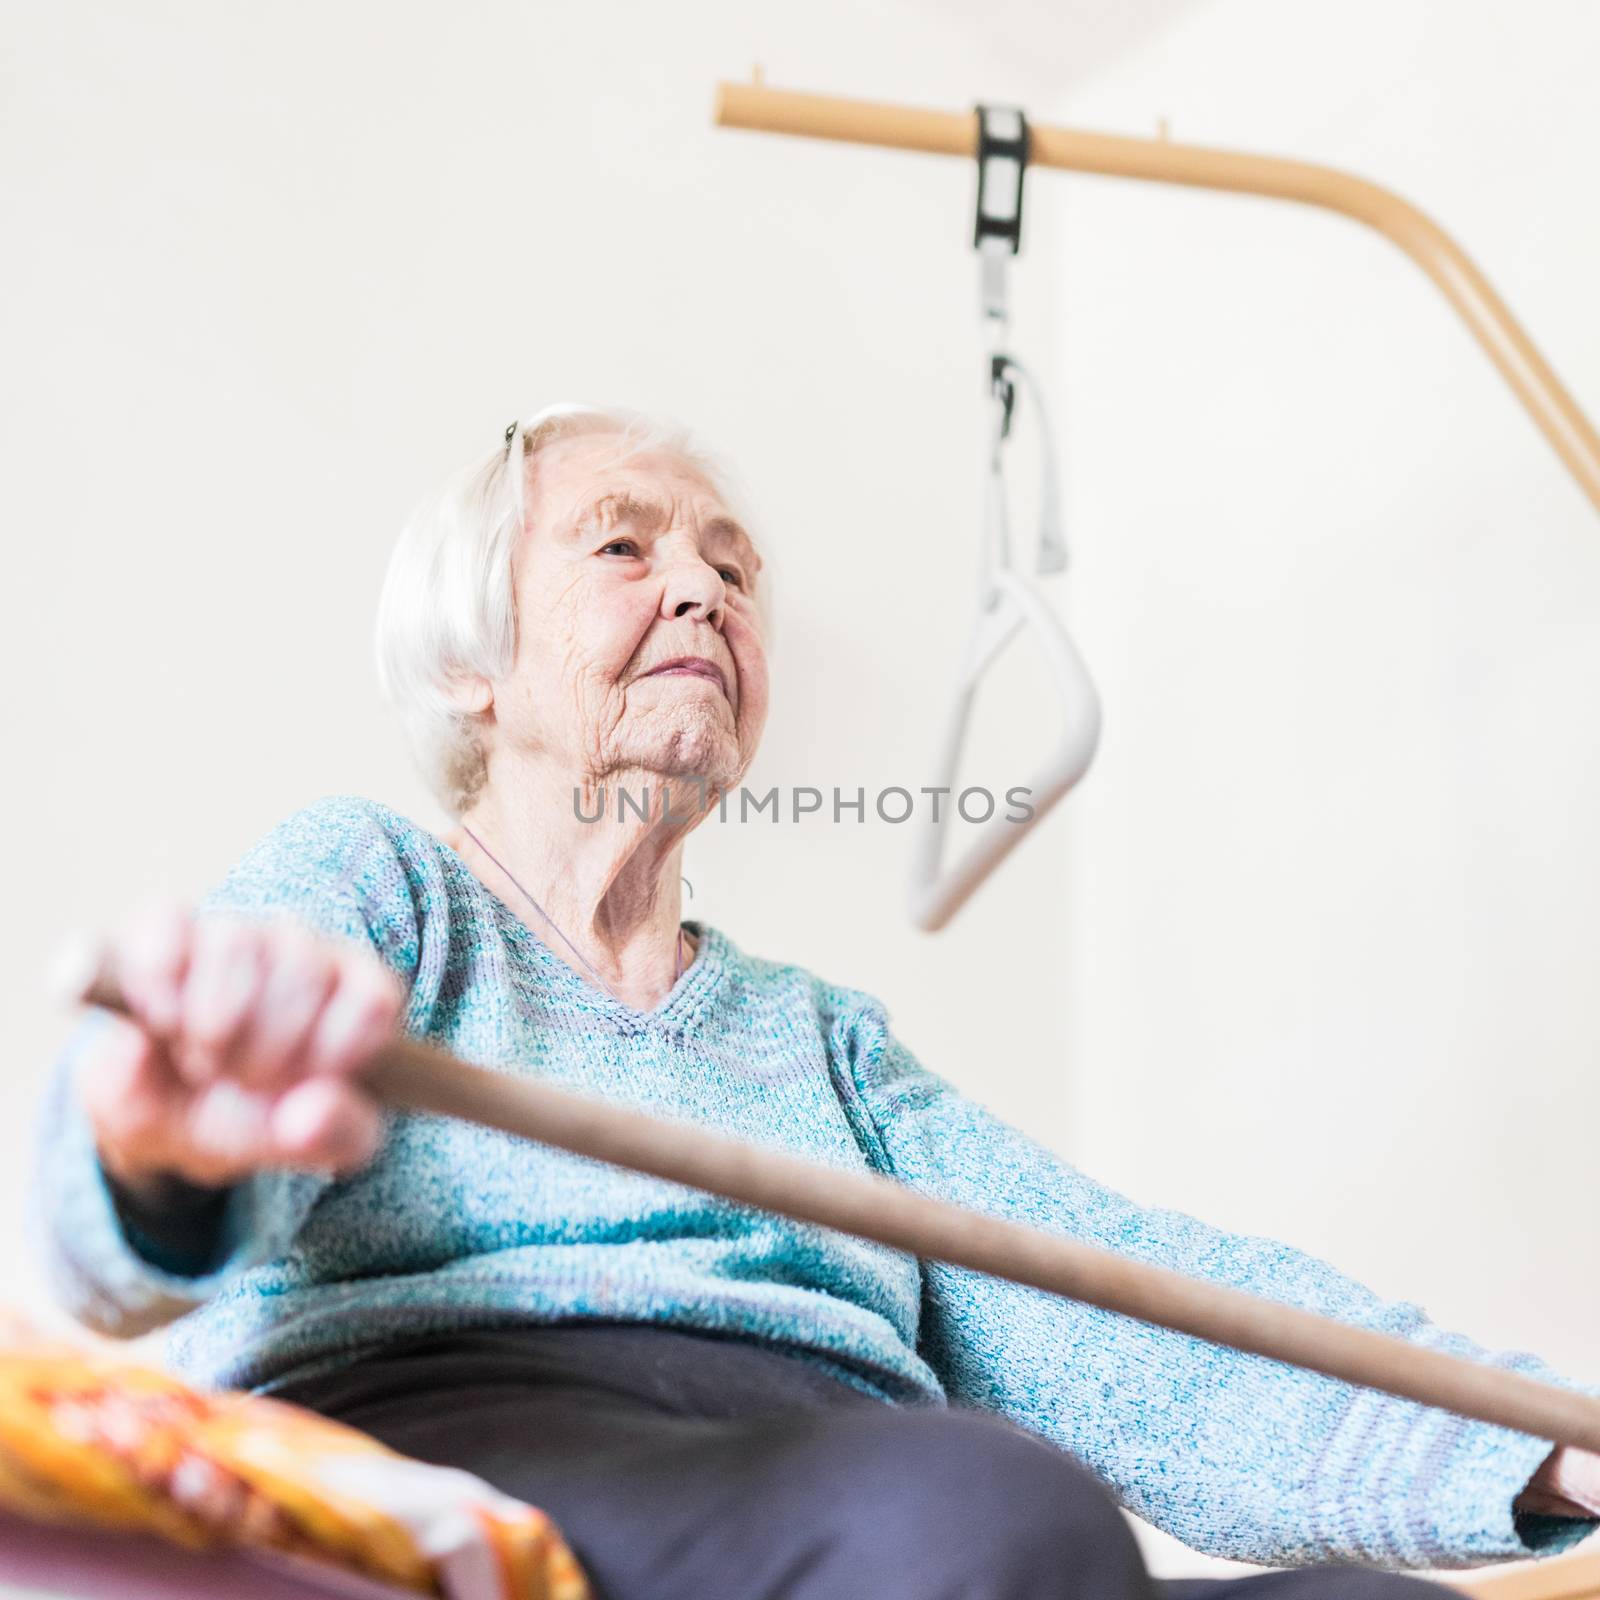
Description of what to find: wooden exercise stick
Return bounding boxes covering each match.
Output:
[56,937,1600,1456]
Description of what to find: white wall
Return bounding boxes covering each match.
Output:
[1045,0,1600,1576]
[0,0,1095,1342]
[5,0,1597,1584]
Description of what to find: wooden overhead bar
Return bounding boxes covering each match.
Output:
[714,80,1600,518]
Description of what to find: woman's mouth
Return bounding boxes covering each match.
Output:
[643,657,728,696]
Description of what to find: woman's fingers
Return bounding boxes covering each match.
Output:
[230,921,340,1089]
[180,1079,278,1185]
[173,917,267,1087]
[102,1064,384,1187]
[268,1077,383,1174]
[171,915,402,1085]
[113,895,194,1039]
[175,917,400,1087]
[302,951,406,1078]
[1549,1445,1600,1516]
[81,1013,185,1170]
[85,904,402,1187]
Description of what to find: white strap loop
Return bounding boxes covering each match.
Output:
[907,116,1100,929]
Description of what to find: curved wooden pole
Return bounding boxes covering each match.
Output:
[61,944,1600,1457]
[714,81,1600,519]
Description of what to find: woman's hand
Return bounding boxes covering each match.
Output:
[1515,1446,1600,1519]
[81,897,403,1199]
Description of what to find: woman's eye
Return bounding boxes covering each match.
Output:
[718,568,744,589]
[600,539,641,558]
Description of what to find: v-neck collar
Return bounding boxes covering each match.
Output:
[433,834,729,1032]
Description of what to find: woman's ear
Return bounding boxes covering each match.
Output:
[443,673,493,715]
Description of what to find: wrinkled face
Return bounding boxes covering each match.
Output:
[488,430,769,797]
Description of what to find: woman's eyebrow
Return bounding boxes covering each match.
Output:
[573,491,763,574]
[705,514,764,574]
[573,491,667,536]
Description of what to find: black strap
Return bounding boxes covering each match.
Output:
[973,105,1031,255]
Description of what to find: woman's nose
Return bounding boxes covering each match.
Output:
[660,554,725,626]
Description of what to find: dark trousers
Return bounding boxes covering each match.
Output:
[270,1323,1459,1600]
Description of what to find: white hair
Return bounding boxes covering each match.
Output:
[374,403,773,818]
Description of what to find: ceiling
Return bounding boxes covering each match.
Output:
[917,0,1214,101]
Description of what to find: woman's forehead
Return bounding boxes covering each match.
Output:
[533,438,760,567]
[538,436,717,504]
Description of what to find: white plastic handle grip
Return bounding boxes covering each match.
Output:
[908,568,1102,932]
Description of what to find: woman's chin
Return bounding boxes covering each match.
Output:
[620,737,743,794]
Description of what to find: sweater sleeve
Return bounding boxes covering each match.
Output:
[27,795,424,1341]
[841,1014,1600,1571]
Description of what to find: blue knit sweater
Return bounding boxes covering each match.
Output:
[28,794,1600,1570]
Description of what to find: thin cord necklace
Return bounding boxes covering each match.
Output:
[459,824,686,1005]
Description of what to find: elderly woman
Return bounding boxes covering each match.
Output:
[31,403,1600,1600]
